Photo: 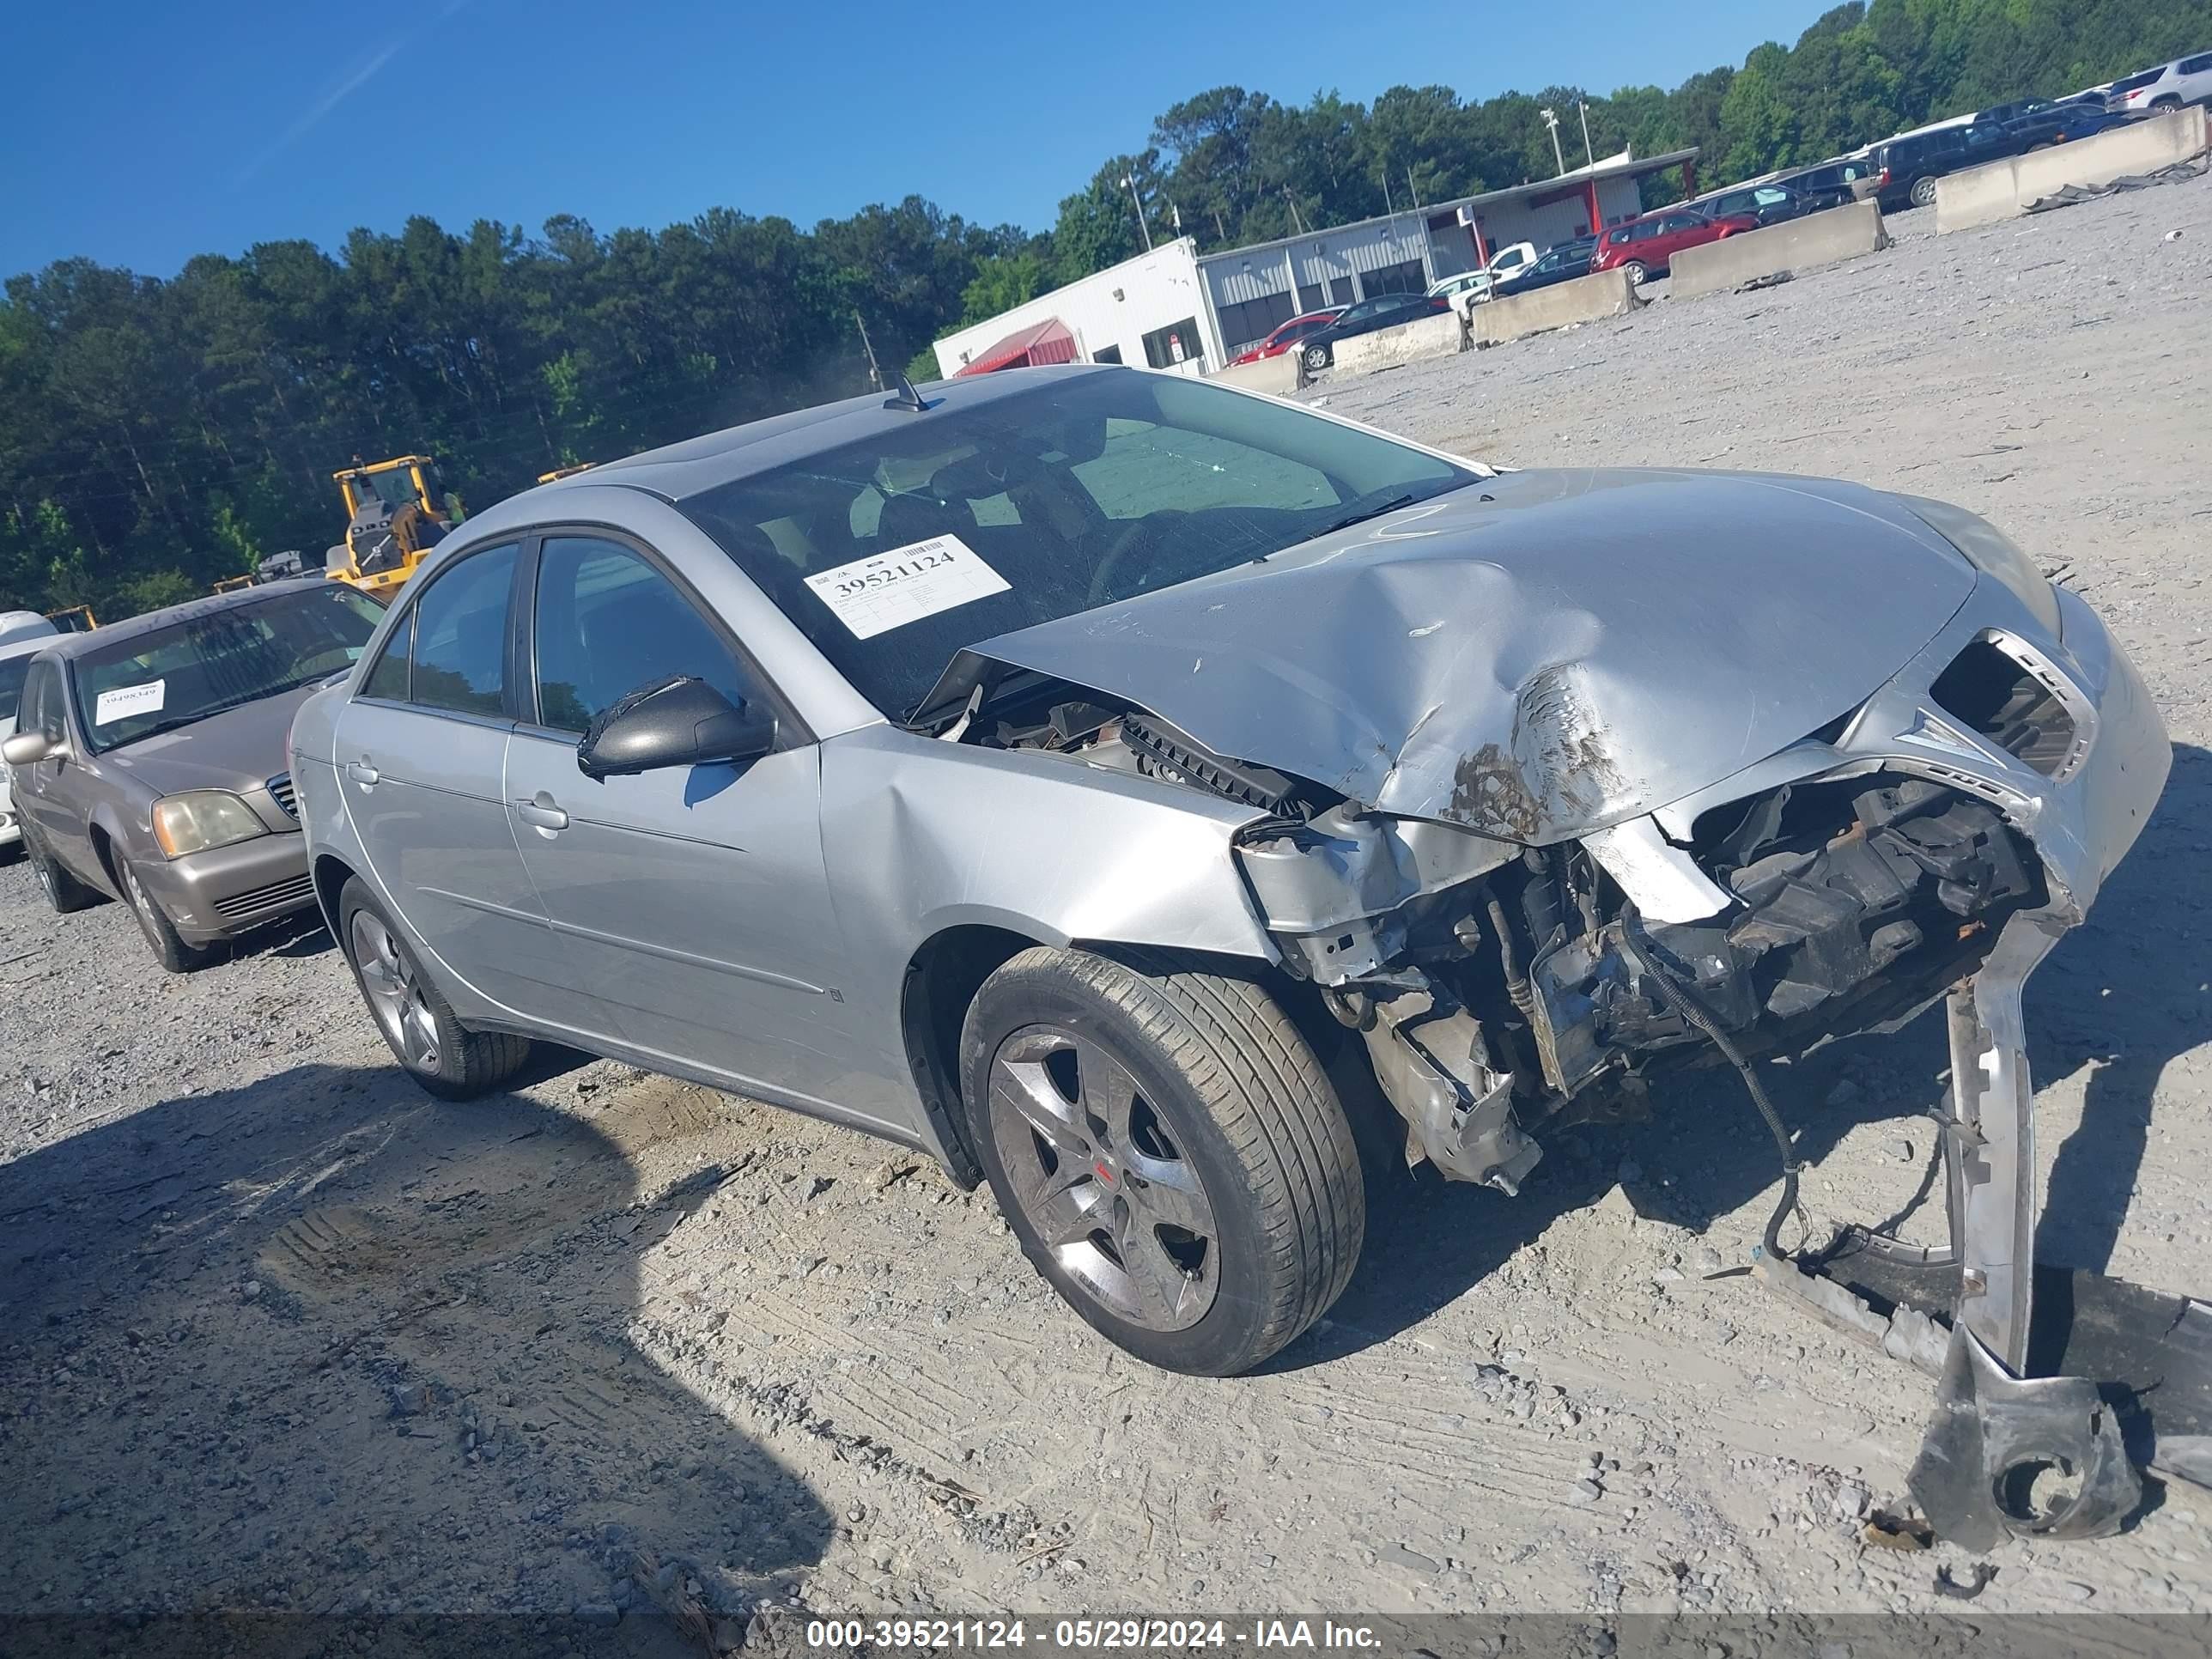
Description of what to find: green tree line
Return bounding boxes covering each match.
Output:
[4,0,2204,619]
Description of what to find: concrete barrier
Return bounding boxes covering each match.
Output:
[1668,201,1887,300]
[1473,269,1640,347]
[1936,106,2209,234]
[1208,353,1304,395]
[1329,309,1465,376]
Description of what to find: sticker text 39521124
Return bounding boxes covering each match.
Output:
[802,535,1010,641]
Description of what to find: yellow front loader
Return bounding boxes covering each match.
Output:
[325,455,458,599]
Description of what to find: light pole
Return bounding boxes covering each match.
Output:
[1539,107,1565,177]
[1577,99,1595,169]
[1121,173,1154,252]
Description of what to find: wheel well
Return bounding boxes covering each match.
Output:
[87,823,121,890]
[899,925,1040,1188]
[312,853,356,943]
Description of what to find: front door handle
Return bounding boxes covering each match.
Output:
[346,759,380,786]
[514,794,568,832]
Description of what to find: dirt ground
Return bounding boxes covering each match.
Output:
[4,179,2212,1644]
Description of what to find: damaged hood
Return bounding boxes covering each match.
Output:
[962,467,1977,841]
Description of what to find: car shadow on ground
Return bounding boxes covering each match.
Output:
[0,1056,830,1650]
[1284,743,2209,1370]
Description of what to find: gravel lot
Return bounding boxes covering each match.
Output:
[4,179,2212,1644]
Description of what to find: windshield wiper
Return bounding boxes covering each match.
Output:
[1316,494,1419,537]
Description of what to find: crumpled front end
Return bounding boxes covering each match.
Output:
[1229,574,2175,1546]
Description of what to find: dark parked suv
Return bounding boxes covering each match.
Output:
[1299,293,1450,373]
[1872,128,1977,211]
[1774,155,1883,203]
[1696,179,1853,226]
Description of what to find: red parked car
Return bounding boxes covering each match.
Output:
[1228,307,1347,366]
[1589,206,1759,285]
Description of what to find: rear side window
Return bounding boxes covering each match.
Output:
[2182,53,2212,75]
[531,538,757,734]
[361,609,412,702]
[406,544,517,718]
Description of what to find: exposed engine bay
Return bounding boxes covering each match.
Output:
[975,677,2042,1200]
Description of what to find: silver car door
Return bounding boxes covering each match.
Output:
[504,533,879,1122]
[334,544,562,1021]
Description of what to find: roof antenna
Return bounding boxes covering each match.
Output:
[884,372,935,414]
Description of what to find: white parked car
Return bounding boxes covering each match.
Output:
[0,617,62,849]
[1428,242,1539,313]
[2106,51,2212,115]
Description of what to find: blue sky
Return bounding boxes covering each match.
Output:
[3,0,1830,279]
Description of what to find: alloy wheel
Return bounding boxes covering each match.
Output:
[987,1024,1221,1331]
[350,909,441,1073]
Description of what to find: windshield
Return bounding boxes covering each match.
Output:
[0,653,32,724]
[69,584,386,753]
[679,368,1476,720]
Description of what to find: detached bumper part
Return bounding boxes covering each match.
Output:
[1910,1324,2137,1553]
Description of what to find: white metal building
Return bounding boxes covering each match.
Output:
[934,147,1701,374]
[930,240,1223,381]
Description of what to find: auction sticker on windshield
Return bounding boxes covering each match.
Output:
[94,679,166,725]
[804,534,1010,640]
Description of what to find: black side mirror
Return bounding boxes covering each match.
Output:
[575,675,776,781]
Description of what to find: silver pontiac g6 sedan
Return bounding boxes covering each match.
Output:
[293,364,2167,1469]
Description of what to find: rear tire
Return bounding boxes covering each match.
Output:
[23,823,99,914]
[959,945,1364,1376]
[118,856,214,974]
[1622,259,1649,286]
[1909,176,1940,209]
[2152,96,2182,112]
[337,877,531,1100]
[1303,343,1330,373]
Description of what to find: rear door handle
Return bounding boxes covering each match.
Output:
[514,795,568,832]
[346,759,380,786]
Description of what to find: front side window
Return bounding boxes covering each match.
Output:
[679,369,1473,721]
[70,585,386,753]
[16,660,52,738]
[407,544,517,718]
[532,538,757,734]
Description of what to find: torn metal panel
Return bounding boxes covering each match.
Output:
[1581,817,1730,923]
[951,467,1975,838]
[1236,805,1516,982]
[1357,981,1540,1192]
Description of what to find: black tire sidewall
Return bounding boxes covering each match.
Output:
[26,829,64,909]
[1304,345,1328,371]
[120,858,198,970]
[1911,177,1938,207]
[960,955,1294,1376]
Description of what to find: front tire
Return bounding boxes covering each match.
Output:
[118,856,213,973]
[959,946,1364,1376]
[338,877,530,1100]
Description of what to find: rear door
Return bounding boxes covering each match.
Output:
[504,532,865,1114]
[335,542,562,1021]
